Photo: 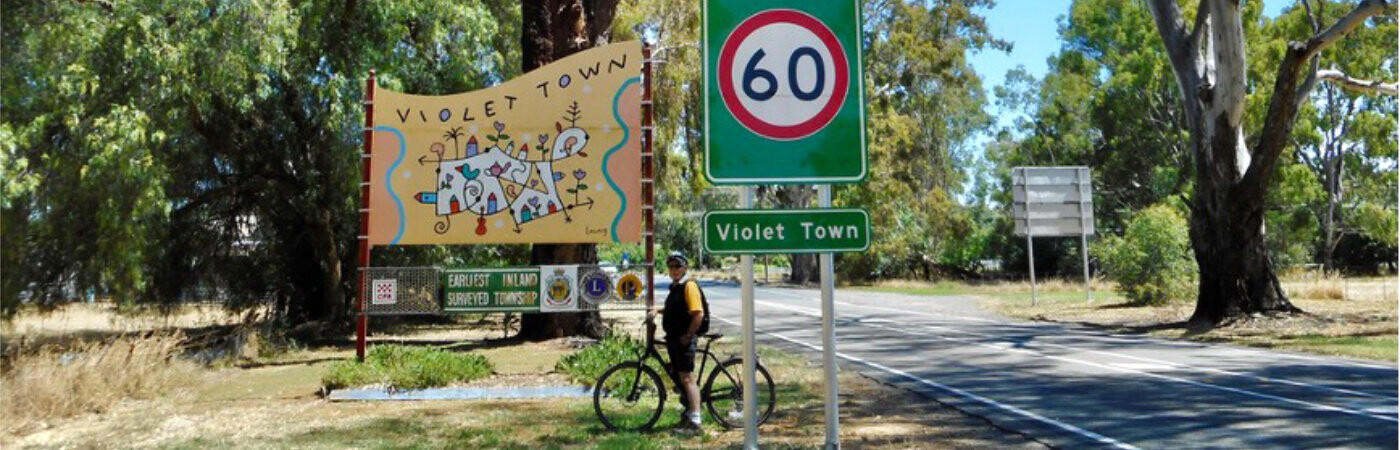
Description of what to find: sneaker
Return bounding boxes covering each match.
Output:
[670,420,700,436]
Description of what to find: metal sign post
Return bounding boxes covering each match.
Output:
[740,186,758,449]
[818,185,839,449]
[1026,199,1037,307]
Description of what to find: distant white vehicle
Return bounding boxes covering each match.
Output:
[598,261,618,275]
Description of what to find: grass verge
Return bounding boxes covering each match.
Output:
[322,344,494,390]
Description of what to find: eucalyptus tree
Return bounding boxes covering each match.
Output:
[1145,0,1394,325]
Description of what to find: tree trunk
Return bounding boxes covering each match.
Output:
[767,185,819,285]
[313,209,347,322]
[1187,116,1298,325]
[788,254,818,285]
[516,0,618,341]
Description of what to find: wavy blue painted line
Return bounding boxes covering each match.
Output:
[372,126,409,245]
[603,77,641,242]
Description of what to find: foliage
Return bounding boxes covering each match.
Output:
[321,345,493,390]
[1096,205,1195,306]
[836,0,1005,281]
[1251,2,1398,271]
[985,0,1194,275]
[554,333,644,386]
[2,1,521,321]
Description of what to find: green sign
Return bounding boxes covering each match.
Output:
[704,209,870,254]
[703,1,866,184]
[441,268,540,313]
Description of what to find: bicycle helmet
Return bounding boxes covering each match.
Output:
[665,251,689,267]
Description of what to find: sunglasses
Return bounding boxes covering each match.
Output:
[667,264,684,269]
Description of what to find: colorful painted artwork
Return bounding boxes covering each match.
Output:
[369,41,643,245]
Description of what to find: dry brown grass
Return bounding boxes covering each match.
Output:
[1282,275,1393,302]
[1,331,202,436]
[1,302,247,344]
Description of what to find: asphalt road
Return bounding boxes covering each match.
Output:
[666,280,1398,449]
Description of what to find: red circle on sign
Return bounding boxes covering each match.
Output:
[718,9,849,141]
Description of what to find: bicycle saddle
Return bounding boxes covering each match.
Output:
[703,333,723,340]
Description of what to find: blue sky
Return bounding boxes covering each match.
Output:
[967,0,1294,136]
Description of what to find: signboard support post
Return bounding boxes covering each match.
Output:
[1079,171,1092,305]
[740,186,758,449]
[1027,201,1038,307]
[643,44,656,309]
[356,70,376,361]
[1082,231,1091,305]
[819,185,839,449]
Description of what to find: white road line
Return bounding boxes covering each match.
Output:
[742,285,1395,371]
[857,321,1399,423]
[732,299,1397,421]
[914,322,1396,401]
[710,315,1142,450]
[745,288,1398,399]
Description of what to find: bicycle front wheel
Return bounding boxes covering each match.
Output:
[703,359,776,429]
[593,361,667,431]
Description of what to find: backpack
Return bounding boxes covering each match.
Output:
[690,280,710,335]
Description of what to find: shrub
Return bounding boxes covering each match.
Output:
[555,334,644,385]
[1096,204,1197,305]
[322,345,494,390]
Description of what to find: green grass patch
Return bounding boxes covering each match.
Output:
[554,333,645,385]
[321,345,494,390]
[852,281,967,296]
[1228,333,1399,362]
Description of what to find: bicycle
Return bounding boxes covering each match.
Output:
[592,313,776,431]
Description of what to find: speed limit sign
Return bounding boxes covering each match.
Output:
[704,1,865,184]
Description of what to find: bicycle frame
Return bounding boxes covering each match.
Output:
[637,317,723,401]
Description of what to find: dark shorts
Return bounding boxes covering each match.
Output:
[665,336,697,373]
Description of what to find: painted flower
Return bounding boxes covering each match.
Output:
[493,121,505,133]
[573,169,586,181]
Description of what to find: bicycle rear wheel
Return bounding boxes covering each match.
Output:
[593,361,667,431]
[703,359,776,429]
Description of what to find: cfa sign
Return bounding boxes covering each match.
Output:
[703,1,866,184]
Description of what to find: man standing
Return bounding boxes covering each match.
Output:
[656,251,707,431]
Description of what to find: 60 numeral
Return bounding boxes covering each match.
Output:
[742,47,826,101]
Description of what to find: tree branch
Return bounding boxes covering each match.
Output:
[1146,0,1203,123]
[1304,0,1392,60]
[1188,0,1210,54]
[1238,0,1391,206]
[1293,1,1324,110]
[1316,69,1399,95]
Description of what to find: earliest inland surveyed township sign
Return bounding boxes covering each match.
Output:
[704,1,866,183]
[441,268,540,313]
[369,41,644,245]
